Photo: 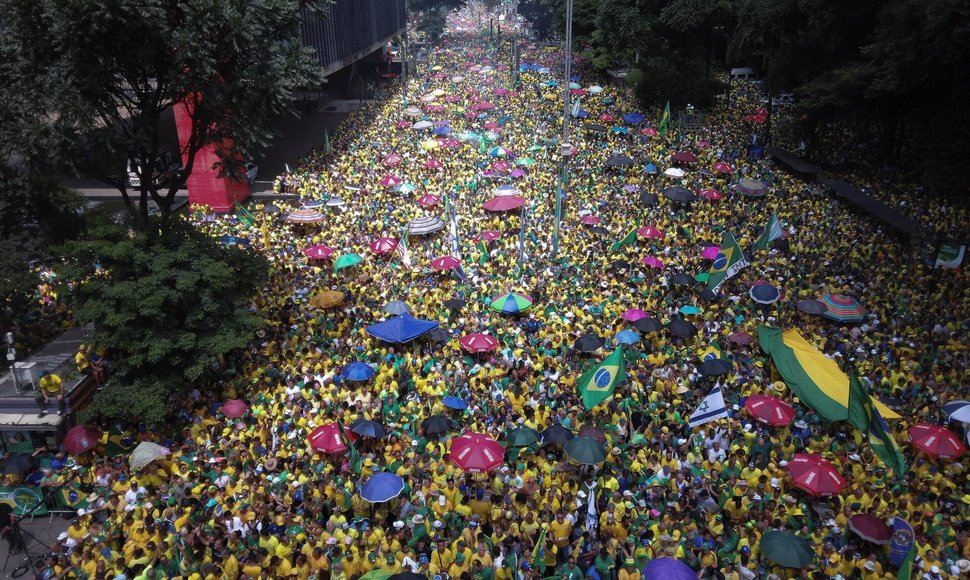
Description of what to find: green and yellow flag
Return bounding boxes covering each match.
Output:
[235,202,255,227]
[698,343,724,361]
[577,348,626,409]
[848,372,908,478]
[897,543,916,580]
[610,227,638,252]
[658,101,671,136]
[752,213,784,251]
[532,528,547,574]
[706,230,749,293]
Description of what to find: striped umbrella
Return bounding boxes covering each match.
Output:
[942,400,970,424]
[285,208,325,224]
[737,178,768,196]
[821,294,866,322]
[490,292,533,314]
[488,146,511,157]
[409,215,445,235]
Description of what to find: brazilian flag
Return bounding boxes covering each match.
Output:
[847,372,908,478]
[577,348,626,409]
[57,484,91,510]
[698,343,724,361]
[105,426,137,457]
[706,230,749,293]
[609,227,638,252]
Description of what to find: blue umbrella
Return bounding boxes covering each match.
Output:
[610,126,629,134]
[645,163,658,175]
[750,283,782,305]
[942,400,970,424]
[544,80,560,87]
[442,396,468,410]
[576,110,590,118]
[360,472,405,503]
[643,558,696,580]
[342,362,376,381]
[615,330,640,345]
[366,313,439,343]
[383,301,410,315]
[433,126,452,136]
[623,112,645,124]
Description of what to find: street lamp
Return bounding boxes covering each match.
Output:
[553,0,574,258]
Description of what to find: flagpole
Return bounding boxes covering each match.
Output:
[554,0,573,259]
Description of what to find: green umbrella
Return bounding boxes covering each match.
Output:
[489,292,533,314]
[505,426,540,447]
[527,144,545,152]
[334,253,363,271]
[360,570,393,580]
[516,157,536,166]
[564,436,606,465]
[759,530,815,568]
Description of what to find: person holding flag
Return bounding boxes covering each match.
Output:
[752,213,784,251]
[688,382,729,428]
[658,101,671,136]
[577,348,626,409]
[706,230,749,293]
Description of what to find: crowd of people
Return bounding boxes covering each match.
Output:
[35,7,970,580]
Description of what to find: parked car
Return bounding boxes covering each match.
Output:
[127,151,182,189]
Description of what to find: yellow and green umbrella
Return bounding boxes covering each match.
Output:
[489,292,533,314]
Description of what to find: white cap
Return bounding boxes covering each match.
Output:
[770,478,779,488]
[393,521,405,529]
[433,520,444,529]
[931,566,940,574]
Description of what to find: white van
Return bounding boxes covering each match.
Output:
[729,67,758,80]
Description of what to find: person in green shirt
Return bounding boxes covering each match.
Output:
[593,547,614,580]
[559,557,585,580]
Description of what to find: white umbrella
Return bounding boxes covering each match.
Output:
[420,94,437,103]
[412,120,433,130]
[409,215,445,235]
[326,197,346,207]
[129,442,169,471]
[492,185,521,197]
[403,106,423,117]
[664,167,686,178]
[587,85,604,94]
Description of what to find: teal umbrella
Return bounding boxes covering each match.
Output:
[564,436,606,465]
[334,253,363,271]
[680,305,701,315]
[516,157,536,166]
[505,426,540,447]
[760,530,815,569]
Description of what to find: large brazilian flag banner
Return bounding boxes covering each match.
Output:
[0,485,48,516]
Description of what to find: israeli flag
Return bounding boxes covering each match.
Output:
[688,382,729,428]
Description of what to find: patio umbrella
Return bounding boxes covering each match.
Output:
[418,194,441,207]
[286,208,325,223]
[442,396,468,410]
[311,290,344,309]
[663,186,696,202]
[430,256,461,270]
[848,514,892,545]
[450,433,505,473]
[380,175,402,188]
[382,154,403,166]
[605,155,634,167]
[908,424,966,458]
[671,151,698,163]
[460,333,499,353]
[615,330,640,345]
[473,230,502,243]
[565,436,606,465]
[666,319,698,337]
[361,472,405,503]
[942,400,970,424]
[63,425,101,455]
[334,254,363,271]
[409,215,445,235]
[642,558,696,580]
[383,300,410,315]
[750,283,782,305]
[421,415,451,435]
[796,299,827,315]
[541,424,575,445]
[304,245,334,259]
[342,362,376,382]
[350,418,387,439]
[760,530,816,568]
[493,185,521,196]
[490,292,533,314]
[621,308,649,321]
[787,453,846,496]
[745,395,795,426]
[506,426,541,447]
[483,196,526,212]
[443,298,466,310]
[424,158,443,170]
[821,294,866,322]
[712,161,733,174]
[697,188,723,201]
[638,226,665,239]
[737,178,768,196]
[698,359,732,376]
[641,256,665,269]
[308,423,357,453]
[574,334,605,352]
[366,313,439,343]
[633,317,663,333]
[129,441,170,471]
[220,400,249,419]
[639,192,659,206]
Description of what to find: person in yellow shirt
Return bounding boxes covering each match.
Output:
[36,370,65,416]
[618,558,641,580]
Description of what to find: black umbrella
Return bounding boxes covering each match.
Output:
[541,423,575,445]
[666,319,699,338]
[350,419,388,439]
[1,453,36,476]
[261,203,281,215]
[639,192,659,206]
[750,284,781,305]
[698,359,733,376]
[663,186,697,202]
[389,574,428,580]
[700,289,718,301]
[589,226,610,236]
[605,154,634,167]
[421,415,451,435]
[443,298,466,310]
[670,273,695,286]
[427,328,452,344]
[697,168,713,176]
[585,123,607,133]
[565,436,607,465]
[611,259,631,271]
[574,334,606,352]
[796,299,827,315]
[632,317,663,333]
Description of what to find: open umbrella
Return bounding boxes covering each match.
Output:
[942,400,970,424]
[796,299,827,315]
[737,178,768,196]
[309,423,357,453]
[760,530,816,568]
[821,294,866,322]
[581,215,601,225]
[750,283,782,305]
[623,112,645,124]
[450,433,505,473]
[311,290,344,309]
[220,400,249,419]
[621,308,649,322]
[641,256,665,269]
[380,174,402,188]
[574,334,605,352]
[745,395,795,426]
[427,328,452,344]
[697,188,723,201]
[430,256,461,271]
[361,472,405,503]
[286,208,325,223]
[633,317,663,333]
[680,305,701,315]
[483,196,526,212]
[698,359,733,376]
[712,161,733,174]
[666,319,698,337]
[637,226,665,239]
[443,298,466,310]
[304,245,334,259]
[541,424,575,445]
[417,194,441,207]
[615,330,641,345]
[421,415,451,435]
[642,558,696,580]
[129,441,170,471]
[728,331,754,345]
[787,453,846,496]
[848,514,892,545]
[409,215,445,235]
[664,167,686,178]
[460,333,499,353]
[605,154,634,167]
[663,186,696,202]
[506,426,541,447]
[342,362,376,382]
[334,253,363,271]
[442,396,468,410]
[366,313,439,343]
[669,273,695,286]
[350,418,387,439]
[565,436,606,465]
[63,425,101,455]
[639,192,659,206]
[671,151,698,163]
[908,424,966,458]
[473,230,501,243]
[383,301,410,316]
[490,292,533,314]
[382,154,403,167]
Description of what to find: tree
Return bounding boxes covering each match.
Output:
[0,0,329,221]
[409,0,467,42]
[56,218,269,423]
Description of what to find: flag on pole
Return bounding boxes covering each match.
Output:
[336,421,362,475]
[324,127,332,154]
[235,202,255,227]
[847,372,908,477]
[477,240,489,264]
[897,542,916,580]
[398,226,412,269]
[517,207,526,278]
[609,226,638,252]
[577,348,626,409]
[571,96,581,118]
[532,528,547,574]
[658,101,671,136]
[706,230,749,293]
[688,382,729,428]
[752,213,784,251]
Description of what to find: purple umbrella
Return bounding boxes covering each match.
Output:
[622,184,639,192]
[510,169,527,178]
[643,558,696,580]
[701,245,720,260]
[641,256,665,269]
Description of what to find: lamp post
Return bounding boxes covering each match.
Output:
[553,0,573,258]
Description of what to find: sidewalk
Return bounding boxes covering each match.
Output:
[0,328,85,399]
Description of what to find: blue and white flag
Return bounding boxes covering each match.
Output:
[688,382,728,428]
[889,516,915,567]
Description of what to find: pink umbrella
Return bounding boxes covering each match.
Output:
[440,139,461,148]
[444,95,461,103]
[472,102,495,111]
[641,127,658,136]
[395,120,410,129]
[221,399,249,419]
[304,245,334,259]
[621,308,649,322]
[493,88,510,96]
[382,154,403,167]
[599,113,615,122]
[483,196,525,212]
[641,256,665,269]
[484,121,500,130]
[637,226,665,239]
[418,194,440,207]
[369,237,398,254]
[492,160,511,171]
[697,188,723,201]
[426,105,445,114]
[424,158,443,170]
[510,169,527,179]
[580,216,600,225]
[459,333,498,353]
[570,89,586,96]
[380,175,402,188]
[450,432,505,473]
[473,230,501,243]
[712,162,733,174]
[701,245,720,260]
[430,256,461,270]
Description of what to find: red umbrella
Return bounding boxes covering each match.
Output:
[745,395,796,426]
[443,95,461,103]
[483,196,525,212]
[640,127,658,136]
[580,216,601,225]
[493,88,510,96]
[380,175,402,188]
[304,245,334,260]
[697,188,723,201]
[744,114,767,123]
[484,121,500,130]
[787,453,846,496]
[848,514,892,545]
[430,256,461,270]
[424,158,443,170]
[712,161,733,174]
[671,151,698,163]
[440,138,461,148]
[471,102,495,111]
[369,237,398,255]
[908,424,966,459]
[449,432,505,473]
[382,154,403,167]
[473,230,501,243]
[308,423,357,454]
[637,226,665,239]
[221,399,249,419]
[599,113,615,122]
[460,333,498,353]
[418,194,441,207]
[63,425,100,455]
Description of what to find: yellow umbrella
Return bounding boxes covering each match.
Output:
[421,139,440,151]
[311,290,344,309]
[431,88,446,97]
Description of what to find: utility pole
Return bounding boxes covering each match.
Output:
[553,0,573,258]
